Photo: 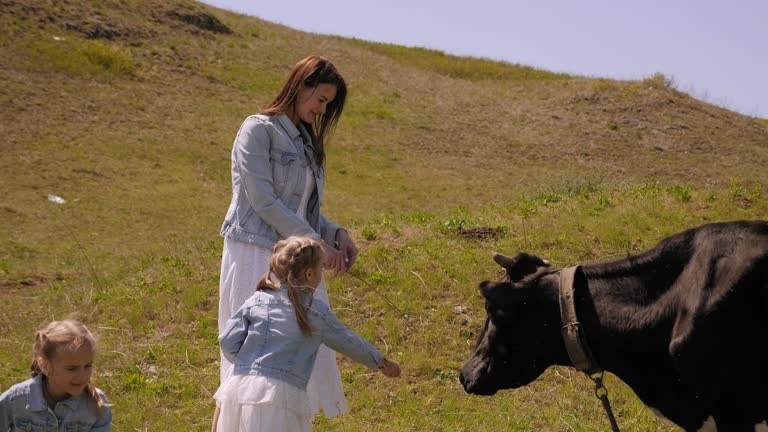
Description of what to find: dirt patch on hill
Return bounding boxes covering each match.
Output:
[0,275,50,296]
[62,18,151,40]
[164,4,233,34]
[1,0,154,40]
[457,226,506,240]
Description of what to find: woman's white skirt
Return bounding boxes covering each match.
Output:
[214,374,311,432]
[218,237,349,417]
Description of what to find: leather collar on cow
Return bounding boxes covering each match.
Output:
[559,266,602,375]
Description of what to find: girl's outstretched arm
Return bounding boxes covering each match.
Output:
[319,307,383,370]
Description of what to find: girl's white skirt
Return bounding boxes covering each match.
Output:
[214,374,311,432]
[218,237,349,417]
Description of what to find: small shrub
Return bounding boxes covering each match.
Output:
[669,185,695,203]
[367,270,393,285]
[121,369,168,396]
[442,216,465,231]
[405,212,433,224]
[643,73,674,90]
[361,225,378,241]
[536,192,563,205]
[729,178,758,209]
[519,199,536,219]
[26,38,134,76]
[82,43,134,74]
[630,182,664,199]
[588,194,613,215]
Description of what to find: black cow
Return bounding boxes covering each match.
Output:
[460,220,768,431]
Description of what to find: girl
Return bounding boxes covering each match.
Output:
[214,236,401,432]
[216,55,358,428]
[0,319,112,431]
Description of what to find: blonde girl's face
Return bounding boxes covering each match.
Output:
[41,345,94,400]
[295,83,337,124]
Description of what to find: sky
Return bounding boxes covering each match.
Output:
[201,0,768,118]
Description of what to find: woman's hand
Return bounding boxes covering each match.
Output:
[320,241,346,277]
[334,229,358,271]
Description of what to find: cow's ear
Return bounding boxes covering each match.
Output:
[494,252,550,282]
[493,253,518,269]
[479,281,496,299]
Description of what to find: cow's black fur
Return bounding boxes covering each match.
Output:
[460,220,768,431]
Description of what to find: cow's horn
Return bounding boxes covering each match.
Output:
[493,253,517,269]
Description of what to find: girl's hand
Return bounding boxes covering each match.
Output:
[378,358,401,378]
[334,229,358,271]
[320,241,345,277]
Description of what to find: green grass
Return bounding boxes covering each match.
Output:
[352,39,569,81]
[2,180,766,431]
[2,1,768,430]
[19,36,134,77]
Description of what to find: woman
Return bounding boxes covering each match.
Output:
[214,55,358,430]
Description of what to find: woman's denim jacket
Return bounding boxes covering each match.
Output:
[0,375,112,431]
[219,286,384,390]
[220,114,341,248]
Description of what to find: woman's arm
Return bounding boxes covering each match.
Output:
[313,214,354,274]
[235,117,320,240]
[318,214,341,246]
[333,227,358,270]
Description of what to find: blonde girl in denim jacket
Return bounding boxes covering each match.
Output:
[215,55,359,430]
[214,236,400,432]
[0,320,112,431]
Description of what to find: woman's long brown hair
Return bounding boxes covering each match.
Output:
[261,55,347,169]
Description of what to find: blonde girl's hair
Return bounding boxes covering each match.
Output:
[30,320,108,411]
[257,236,325,336]
[261,55,347,170]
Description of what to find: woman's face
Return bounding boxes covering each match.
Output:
[41,345,94,400]
[293,83,337,125]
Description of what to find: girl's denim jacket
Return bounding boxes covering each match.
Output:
[219,286,384,390]
[219,114,341,248]
[0,374,112,431]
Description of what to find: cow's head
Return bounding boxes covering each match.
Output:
[459,252,566,395]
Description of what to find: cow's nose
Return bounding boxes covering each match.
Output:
[459,369,475,393]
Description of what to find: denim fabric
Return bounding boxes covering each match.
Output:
[219,287,384,390]
[220,113,341,248]
[0,375,112,431]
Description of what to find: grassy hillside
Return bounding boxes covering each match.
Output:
[1,1,767,430]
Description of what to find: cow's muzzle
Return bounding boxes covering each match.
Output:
[459,362,498,395]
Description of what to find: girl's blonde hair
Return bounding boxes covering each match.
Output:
[31,319,107,410]
[257,236,325,336]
